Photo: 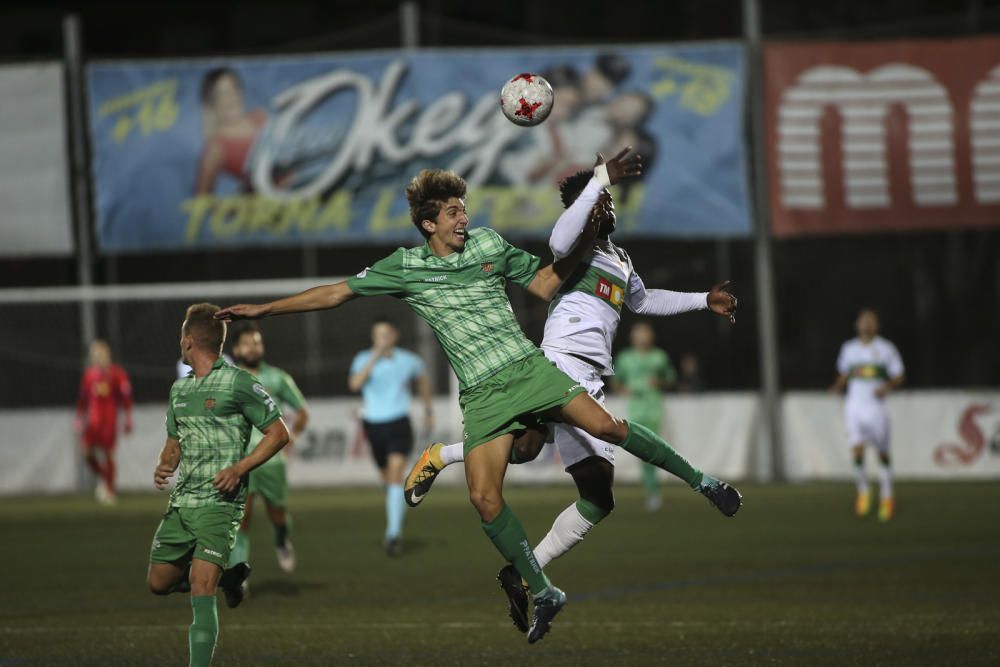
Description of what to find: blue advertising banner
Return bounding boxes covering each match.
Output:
[87,44,749,252]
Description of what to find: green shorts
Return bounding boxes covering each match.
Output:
[149,504,243,569]
[460,351,586,454]
[248,456,288,507]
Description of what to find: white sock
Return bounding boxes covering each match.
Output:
[533,503,595,570]
[878,463,893,500]
[439,442,464,466]
[854,463,869,495]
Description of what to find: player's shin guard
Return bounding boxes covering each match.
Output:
[482,504,550,596]
[533,499,608,570]
[619,422,702,489]
[188,595,218,667]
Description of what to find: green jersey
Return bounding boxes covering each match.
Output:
[614,347,676,429]
[347,227,541,390]
[244,361,306,468]
[166,357,282,508]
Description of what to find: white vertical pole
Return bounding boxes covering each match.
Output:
[63,14,97,355]
[742,0,784,480]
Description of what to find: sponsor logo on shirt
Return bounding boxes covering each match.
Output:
[481,261,494,273]
[173,402,187,408]
[423,275,448,282]
[595,277,625,306]
[204,398,216,410]
[595,278,613,299]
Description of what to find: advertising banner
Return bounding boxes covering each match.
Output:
[766,37,1000,237]
[87,44,750,252]
[783,391,1000,480]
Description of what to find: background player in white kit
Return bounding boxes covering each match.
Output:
[404,161,740,631]
[831,308,905,522]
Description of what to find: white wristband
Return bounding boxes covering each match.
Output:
[594,164,611,188]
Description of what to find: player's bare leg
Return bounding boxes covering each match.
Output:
[406,426,545,507]
[556,393,742,516]
[466,434,566,643]
[852,444,871,516]
[380,452,408,556]
[147,560,189,596]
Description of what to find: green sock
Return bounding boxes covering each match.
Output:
[273,516,290,548]
[188,595,218,667]
[227,530,249,569]
[641,462,659,496]
[575,498,610,523]
[482,504,550,596]
[620,422,702,489]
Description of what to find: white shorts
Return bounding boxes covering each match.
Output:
[845,405,891,453]
[543,349,616,470]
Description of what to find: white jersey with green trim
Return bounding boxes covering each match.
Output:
[541,176,709,375]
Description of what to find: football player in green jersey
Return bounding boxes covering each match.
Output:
[613,321,678,511]
[227,322,310,582]
[216,153,741,644]
[147,303,289,667]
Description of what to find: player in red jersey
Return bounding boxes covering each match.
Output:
[75,340,133,504]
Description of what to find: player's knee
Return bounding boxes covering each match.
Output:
[512,438,543,464]
[591,414,627,443]
[468,489,503,521]
[147,576,171,596]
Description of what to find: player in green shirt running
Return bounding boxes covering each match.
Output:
[227,322,310,584]
[215,154,737,644]
[146,303,289,667]
[613,321,677,511]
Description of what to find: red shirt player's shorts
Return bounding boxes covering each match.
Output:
[83,411,118,449]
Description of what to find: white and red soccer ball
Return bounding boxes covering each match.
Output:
[499,73,554,127]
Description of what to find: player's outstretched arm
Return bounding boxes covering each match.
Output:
[213,419,290,494]
[627,273,738,324]
[216,282,357,321]
[549,146,642,259]
[527,215,601,302]
[153,438,180,490]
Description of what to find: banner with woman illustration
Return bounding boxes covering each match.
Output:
[87,44,750,252]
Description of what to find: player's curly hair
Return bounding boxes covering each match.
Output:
[559,169,594,209]
[405,169,467,239]
[183,303,226,352]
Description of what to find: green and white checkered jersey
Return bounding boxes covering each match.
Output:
[166,357,282,508]
[347,227,541,390]
[245,361,306,468]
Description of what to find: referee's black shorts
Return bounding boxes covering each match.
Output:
[362,416,414,469]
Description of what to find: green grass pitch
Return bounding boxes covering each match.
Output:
[2,482,999,666]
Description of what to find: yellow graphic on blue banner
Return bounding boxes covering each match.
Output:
[98,79,180,144]
[651,57,734,116]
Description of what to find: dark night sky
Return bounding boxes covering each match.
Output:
[1,0,999,59]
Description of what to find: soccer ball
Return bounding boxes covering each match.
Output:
[499,73,554,127]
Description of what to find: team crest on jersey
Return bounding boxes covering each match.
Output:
[204,398,216,410]
[481,261,494,273]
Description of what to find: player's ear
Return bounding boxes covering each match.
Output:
[421,219,436,235]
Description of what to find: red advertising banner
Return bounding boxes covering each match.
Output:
[765,37,1000,237]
